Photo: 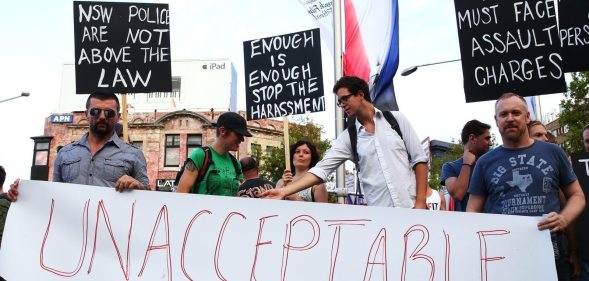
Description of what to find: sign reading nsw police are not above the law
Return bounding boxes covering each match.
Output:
[73,1,172,94]
[243,28,324,121]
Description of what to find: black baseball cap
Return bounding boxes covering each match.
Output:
[216,112,253,137]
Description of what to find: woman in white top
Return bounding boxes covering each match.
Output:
[276,141,328,202]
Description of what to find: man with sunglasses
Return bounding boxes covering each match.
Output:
[8,92,149,200]
[59,92,149,190]
[262,76,429,208]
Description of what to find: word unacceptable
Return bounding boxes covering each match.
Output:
[38,199,511,281]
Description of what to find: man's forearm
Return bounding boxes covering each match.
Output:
[414,163,428,206]
[562,191,585,225]
[449,165,471,200]
[281,172,322,197]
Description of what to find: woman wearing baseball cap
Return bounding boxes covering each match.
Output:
[176,112,253,196]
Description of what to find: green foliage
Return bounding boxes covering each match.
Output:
[327,192,338,203]
[257,142,285,182]
[258,117,332,182]
[428,143,464,190]
[559,71,589,154]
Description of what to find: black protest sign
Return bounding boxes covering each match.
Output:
[558,0,589,72]
[571,152,589,259]
[73,1,172,94]
[454,0,566,103]
[243,28,324,121]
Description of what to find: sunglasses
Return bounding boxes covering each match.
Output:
[89,108,117,118]
[336,93,355,106]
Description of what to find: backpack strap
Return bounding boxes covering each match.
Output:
[347,123,359,168]
[347,111,409,203]
[192,147,241,193]
[228,153,242,179]
[382,111,411,162]
[382,111,403,139]
[195,146,212,188]
[346,123,363,203]
[348,111,406,166]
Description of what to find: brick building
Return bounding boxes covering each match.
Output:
[545,117,568,145]
[27,59,286,190]
[36,110,283,191]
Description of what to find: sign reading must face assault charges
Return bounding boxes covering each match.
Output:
[454,0,567,102]
[243,28,324,121]
[73,1,172,94]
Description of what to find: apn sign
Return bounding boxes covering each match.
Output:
[50,114,74,124]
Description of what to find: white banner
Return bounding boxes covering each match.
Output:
[0,180,556,280]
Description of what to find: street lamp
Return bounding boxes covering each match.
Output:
[400,58,461,76]
[0,92,30,103]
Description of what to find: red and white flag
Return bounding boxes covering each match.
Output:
[299,0,401,110]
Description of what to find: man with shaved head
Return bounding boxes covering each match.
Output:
[467,92,585,281]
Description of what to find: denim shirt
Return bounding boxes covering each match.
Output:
[53,133,149,188]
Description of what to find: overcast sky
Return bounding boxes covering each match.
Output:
[0,0,566,185]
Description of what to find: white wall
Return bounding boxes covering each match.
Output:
[57,59,237,113]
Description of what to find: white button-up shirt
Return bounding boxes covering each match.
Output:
[309,109,428,207]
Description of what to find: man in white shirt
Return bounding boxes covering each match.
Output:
[262,76,428,208]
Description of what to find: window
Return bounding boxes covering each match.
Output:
[266,146,278,157]
[148,76,182,100]
[165,135,180,167]
[251,143,262,159]
[34,142,50,166]
[187,134,202,156]
[131,141,143,151]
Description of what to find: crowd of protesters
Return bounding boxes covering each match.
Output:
[1,76,588,281]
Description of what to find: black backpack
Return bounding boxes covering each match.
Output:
[347,111,409,202]
[173,146,240,193]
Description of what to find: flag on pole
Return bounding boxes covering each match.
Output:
[343,0,400,111]
[525,96,538,121]
[299,0,401,111]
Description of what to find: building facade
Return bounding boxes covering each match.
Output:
[26,59,286,190]
[39,110,283,191]
[545,118,568,145]
[58,59,238,113]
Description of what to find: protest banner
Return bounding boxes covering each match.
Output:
[73,1,172,94]
[0,180,557,280]
[453,0,567,102]
[243,28,324,121]
[571,152,589,262]
[558,0,589,72]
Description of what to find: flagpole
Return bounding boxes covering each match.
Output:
[334,0,346,202]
